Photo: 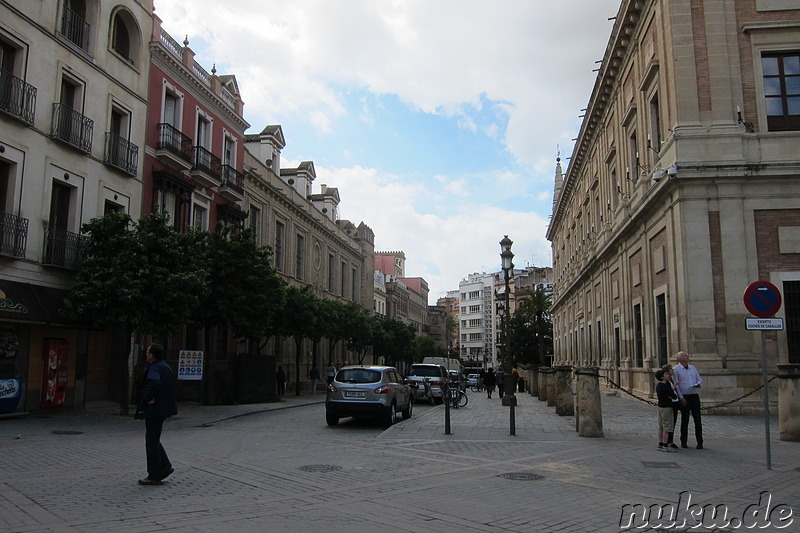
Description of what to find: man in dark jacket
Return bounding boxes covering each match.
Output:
[135,343,178,485]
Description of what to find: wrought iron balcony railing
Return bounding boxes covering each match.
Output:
[51,103,93,153]
[0,211,28,259]
[156,123,193,162]
[60,6,90,52]
[193,146,221,178]
[220,165,244,194]
[0,68,36,125]
[42,227,84,270]
[104,132,139,176]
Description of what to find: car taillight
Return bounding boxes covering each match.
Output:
[430,380,442,386]
[328,384,337,392]
[373,385,389,394]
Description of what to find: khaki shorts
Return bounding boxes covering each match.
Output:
[658,407,674,432]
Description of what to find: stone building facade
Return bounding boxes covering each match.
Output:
[546,0,800,413]
[1,0,154,410]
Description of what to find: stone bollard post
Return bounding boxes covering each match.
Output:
[554,365,574,416]
[778,364,800,442]
[528,365,539,396]
[546,367,557,406]
[538,367,549,401]
[576,366,604,437]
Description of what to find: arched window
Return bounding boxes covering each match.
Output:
[109,8,141,66]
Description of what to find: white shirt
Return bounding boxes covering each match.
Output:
[673,363,702,397]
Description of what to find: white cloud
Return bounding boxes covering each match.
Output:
[154,0,620,301]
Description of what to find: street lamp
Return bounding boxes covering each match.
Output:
[499,236,516,434]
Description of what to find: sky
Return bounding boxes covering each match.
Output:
[154,0,622,304]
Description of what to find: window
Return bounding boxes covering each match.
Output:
[469,305,480,313]
[0,33,35,125]
[627,130,638,184]
[469,290,480,299]
[784,281,800,363]
[296,234,304,280]
[196,113,212,149]
[163,87,182,128]
[656,294,667,367]
[469,319,482,327]
[105,103,137,175]
[44,179,81,268]
[274,221,284,271]
[191,200,207,230]
[762,52,800,131]
[469,333,482,341]
[648,93,661,157]
[61,0,90,52]
[249,206,260,242]
[54,74,92,153]
[111,12,131,61]
[223,133,236,167]
[352,268,357,301]
[155,188,178,228]
[634,304,643,367]
[341,260,347,296]
[328,254,335,291]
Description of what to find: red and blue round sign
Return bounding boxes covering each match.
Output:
[743,281,782,318]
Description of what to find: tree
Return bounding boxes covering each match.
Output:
[510,288,553,365]
[281,285,319,395]
[344,305,375,364]
[193,225,285,348]
[374,318,416,368]
[71,212,204,414]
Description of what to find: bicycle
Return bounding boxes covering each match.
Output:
[469,381,483,393]
[444,382,468,408]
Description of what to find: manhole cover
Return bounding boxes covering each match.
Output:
[642,461,679,469]
[298,464,342,473]
[497,472,544,481]
[52,430,84,435]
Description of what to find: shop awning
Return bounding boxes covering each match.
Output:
[0,279,49,323]
[0,279,87,326]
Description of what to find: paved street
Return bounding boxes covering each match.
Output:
[0,389,798,532]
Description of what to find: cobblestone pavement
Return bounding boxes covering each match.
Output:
[0,389,798,532]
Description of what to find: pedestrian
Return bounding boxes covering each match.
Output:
[276,366,286,396]
[478,368,485,391]
[655,367,678,453]
[512,367,520,392]
[496,367,506,398]
[673,351,704,449]
[484,367,497,399]
[309,365,321,395]
[134,343,177,486]
[326,363,336,385]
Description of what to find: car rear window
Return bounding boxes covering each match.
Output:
[336,369,382,383]
[408,366,441,377]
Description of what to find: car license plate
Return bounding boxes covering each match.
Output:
[344,391,366,399]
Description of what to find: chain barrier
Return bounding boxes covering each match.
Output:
[600,375,778,411]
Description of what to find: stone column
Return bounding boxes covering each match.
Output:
[538,367,550,401]
[576,366,604,437]
[546,367,557,406]
[554,365,574,416]
[528,365,539,396]
[778,364,800,442]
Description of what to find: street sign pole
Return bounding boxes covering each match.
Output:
[743,280,782,471]
[760,330,771,470]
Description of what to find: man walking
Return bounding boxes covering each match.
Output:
[135,343,178,485]
[673,351,703,449]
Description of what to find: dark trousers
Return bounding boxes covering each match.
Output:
[679,394,703,445]
[277,380,286,395]
[145,416,171,480]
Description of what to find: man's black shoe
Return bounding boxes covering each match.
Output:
[696,444,703,450]
[681,442,689,448]
[161,467,175,480]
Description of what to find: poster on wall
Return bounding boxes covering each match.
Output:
[177,350,203,381]
[41,338,68,407]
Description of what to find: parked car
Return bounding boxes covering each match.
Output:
[467,374,479,387]
[405,363,448,403]
[325,365,412,427]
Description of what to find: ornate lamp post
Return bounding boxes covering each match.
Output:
[499,235,516,434]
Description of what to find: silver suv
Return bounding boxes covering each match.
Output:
[325,365,412,427]
[405,363,448,403]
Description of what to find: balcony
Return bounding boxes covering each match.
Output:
[0,211,28,259]
[0,68,37,125]
[51,103,93,153]
[190,146,221,190]
[104,132,139,176]
[42,227,84,270]
[155,123,193,170]
[219,165,244,201]
[60,6,90,53]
